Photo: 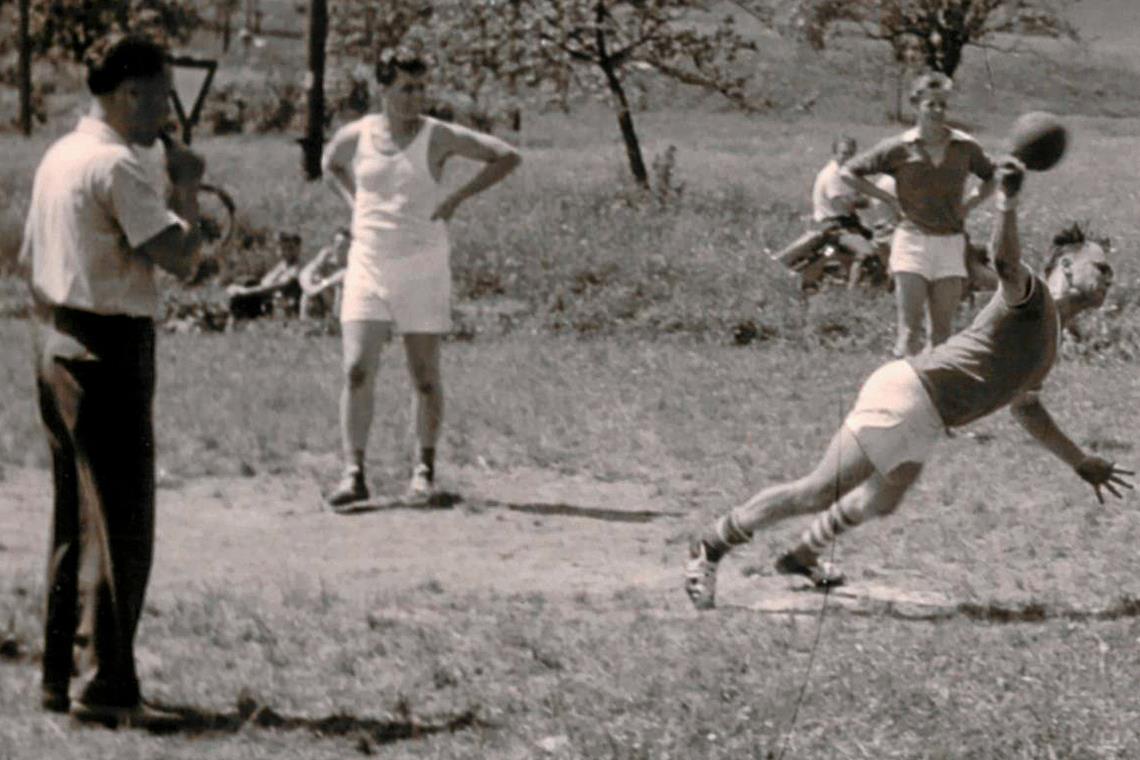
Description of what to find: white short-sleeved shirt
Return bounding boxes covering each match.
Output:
[20,116,182,317]
[812,159,860,223]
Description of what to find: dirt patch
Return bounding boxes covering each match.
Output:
[0,465,691,608]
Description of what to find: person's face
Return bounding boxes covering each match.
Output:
[914,90,949,128]
[279,238,301,264]
[835,140,857,164]
[121,67,172,146]
[382,69,427,121]
[1053,242,1114,309]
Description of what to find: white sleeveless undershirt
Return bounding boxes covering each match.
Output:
[349,114,449,263]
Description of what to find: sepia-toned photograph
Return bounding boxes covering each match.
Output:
[0,0,1137,757]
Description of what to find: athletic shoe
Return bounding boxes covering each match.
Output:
[41,688,70,714]
[684,539,719,610]
[406,464,435,501]
[774,550,846,588]
[71,700,182,731]
[326,467,369,510]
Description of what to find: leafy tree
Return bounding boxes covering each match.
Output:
[328,0,758,187]
[327,0,532,131]
[526,0,759,186]
[753,0,1077,77]
[19,0,199,63]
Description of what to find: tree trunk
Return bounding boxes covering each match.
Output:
[507,0,522,132]
[302,0,328,180]
[595,4,647,187]
[364,5,376,49]
[220,1,232,53]
[18,0,31,136]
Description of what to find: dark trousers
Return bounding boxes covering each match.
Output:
[34,304,156,708]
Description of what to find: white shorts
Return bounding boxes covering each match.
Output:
[890,228,967,281]
[844,360,946,480]
[339,249,452,333]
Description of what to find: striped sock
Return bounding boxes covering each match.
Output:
[796,495,866,558]
[700,513,753,562]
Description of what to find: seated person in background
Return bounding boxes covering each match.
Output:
[227,231,303,319]
[299,228,351,319]
[770,135,873,271]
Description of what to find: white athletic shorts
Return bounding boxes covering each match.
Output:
[890,227,967,281]
[844,360,946,480]
[339,248,452,333]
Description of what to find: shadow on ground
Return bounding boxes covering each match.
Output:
[121,697,488,744]
[329,491,683,523]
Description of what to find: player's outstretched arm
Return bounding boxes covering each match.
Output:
[1010,392,1135,503]
[990,159,1031,304]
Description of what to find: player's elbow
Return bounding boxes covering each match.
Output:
[1009,397,1043,427]
[498,149,522,174]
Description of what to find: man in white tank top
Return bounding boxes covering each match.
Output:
[320,51,521,509]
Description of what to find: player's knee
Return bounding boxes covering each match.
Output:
[344,360,372,389]
[413,378,438,398]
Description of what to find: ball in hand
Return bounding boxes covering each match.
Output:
[1008,112,1067,172]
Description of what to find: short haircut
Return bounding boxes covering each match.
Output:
[832,135,856,154]
[375,49,428,86]
[1044,222,1112,276]
[909,71,953,103]
[85,34,168,96]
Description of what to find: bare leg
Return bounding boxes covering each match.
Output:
[782,462,923,566]
[772,229,827,268]
[928,276,964,347]
[687,425,879,608]
[339,320,392,468]
[893,272,929,357]
[697,425,877,565]
[402,333,443,457]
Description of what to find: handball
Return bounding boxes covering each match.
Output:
[1008,112,1067,171]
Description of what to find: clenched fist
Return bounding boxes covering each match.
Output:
[162,134,206,186]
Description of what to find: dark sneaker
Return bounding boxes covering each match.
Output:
[326,468,369,510]
[775,550,846,588]
[71,700,182,731]
[41,688,70,714]
[684,539,719,610]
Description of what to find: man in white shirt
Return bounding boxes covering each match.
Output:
[770,136,873,272]
[21,33,205,730]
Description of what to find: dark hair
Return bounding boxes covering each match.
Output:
[85,34,168,96]
[831,135,856,155]
[374,49,428,86]
[1044,222,1112,276]
[908,71,953,103]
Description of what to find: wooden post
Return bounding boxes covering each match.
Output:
[18,0,31,136]
[301,0,328,180]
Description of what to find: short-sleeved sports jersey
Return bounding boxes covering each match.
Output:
[845,128,996,236]
[20,117,181,317]
[908,271,1058,428]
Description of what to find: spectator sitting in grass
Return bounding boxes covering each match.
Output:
[299,228,350,320]
[226,230,303,319]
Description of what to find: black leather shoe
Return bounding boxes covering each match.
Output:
[71,700,182,731]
